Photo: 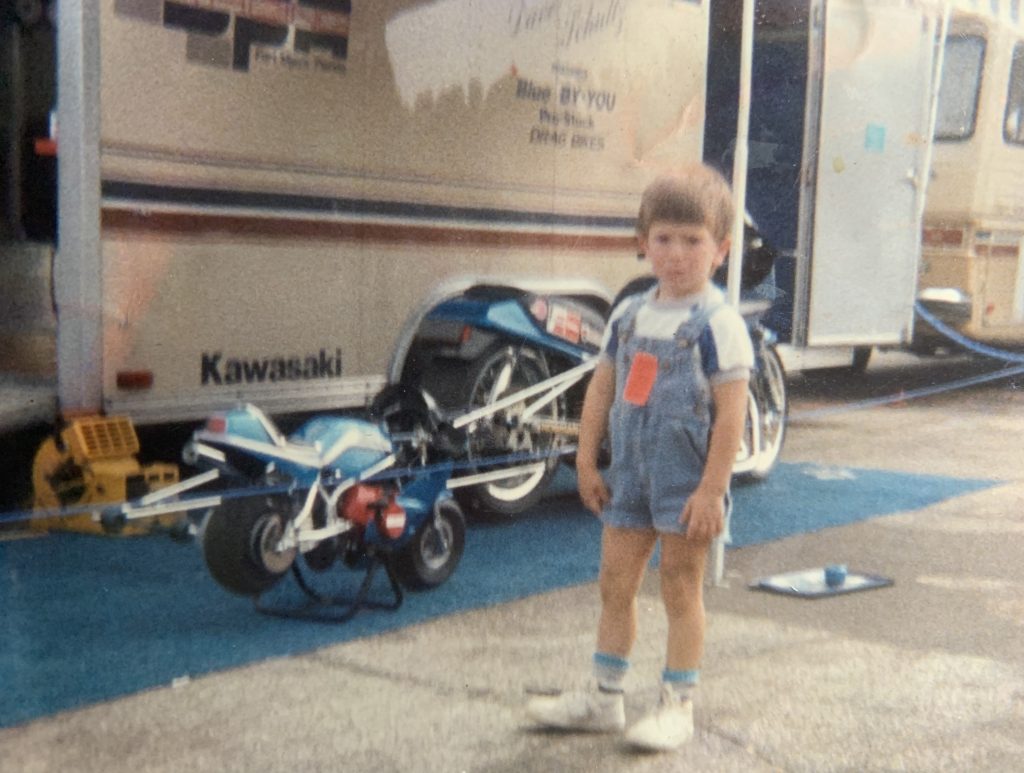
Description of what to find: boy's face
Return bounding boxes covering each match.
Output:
[639,220,730,300]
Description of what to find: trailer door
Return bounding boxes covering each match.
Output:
[802,0,937,346]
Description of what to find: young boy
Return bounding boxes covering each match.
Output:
[526,165,753,752]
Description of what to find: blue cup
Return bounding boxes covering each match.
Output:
[824,564,848,588]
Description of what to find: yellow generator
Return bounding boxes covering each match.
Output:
[31,415,180,535]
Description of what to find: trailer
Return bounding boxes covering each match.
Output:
[1,0,713,513]
[0,0,953,518]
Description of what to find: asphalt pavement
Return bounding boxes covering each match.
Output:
[1,350,1022,772]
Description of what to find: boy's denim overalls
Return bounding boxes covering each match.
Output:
[602,294,728,534]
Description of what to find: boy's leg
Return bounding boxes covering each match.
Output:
[525,526,655,732]
[596,525,658,660]
[624,532,707,751]
[658,532,709,671]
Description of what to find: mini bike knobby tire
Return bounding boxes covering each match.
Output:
[394,499,466,590]
[201,496,297,597]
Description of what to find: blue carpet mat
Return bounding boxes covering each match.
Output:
[0,462,995,728]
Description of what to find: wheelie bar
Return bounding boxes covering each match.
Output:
[451,359,596,430]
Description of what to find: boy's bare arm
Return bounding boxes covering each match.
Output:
[576,359,615,514]
[701,378,748,494]
[682,377,748,540]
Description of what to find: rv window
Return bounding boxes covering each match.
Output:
[935,35,986,141]
[1004,42,1024,144]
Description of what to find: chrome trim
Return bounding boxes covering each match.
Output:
[446,463,546,489]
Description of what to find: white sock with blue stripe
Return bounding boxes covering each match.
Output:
[662,668,699,701]
[592,652,629,694]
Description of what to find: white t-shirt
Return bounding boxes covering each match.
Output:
[600,284,754,386]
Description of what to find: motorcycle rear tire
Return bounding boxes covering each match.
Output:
[202,496,296,597]
[456,345,561,516]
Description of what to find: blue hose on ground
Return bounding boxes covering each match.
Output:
[913,302,1024,363]
[791,302,1024,421]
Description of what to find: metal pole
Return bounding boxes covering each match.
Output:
[56,0,103,414]
[712,0,756,588]
[726,0,754,310]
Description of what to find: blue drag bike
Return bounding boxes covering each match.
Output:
[114,223,785,615]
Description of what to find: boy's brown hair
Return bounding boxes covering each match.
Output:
[636,164,734,243]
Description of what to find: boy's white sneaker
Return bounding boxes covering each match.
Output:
[624,685,694,751]
[526,688,626,732]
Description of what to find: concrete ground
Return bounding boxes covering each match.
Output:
[1,351,1022,772]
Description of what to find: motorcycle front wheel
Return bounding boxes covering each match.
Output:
[201,495,297,596]
[394,498,466,589]
[738,344,787,481]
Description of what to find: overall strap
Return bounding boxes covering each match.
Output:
[673,298,725,346]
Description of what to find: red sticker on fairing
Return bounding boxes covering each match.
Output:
[623,351,658,405]
[547,304,583,344]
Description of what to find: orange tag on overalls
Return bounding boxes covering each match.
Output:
[623,351,658,405]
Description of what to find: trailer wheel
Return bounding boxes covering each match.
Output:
[458,345,561,515]
[849,346,872,374]
[394,498,466,589]
[202,496,297,597]
[739,345,787,481]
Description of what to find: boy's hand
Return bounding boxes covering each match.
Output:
[680,487,724,542]
[577,465,610,515]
